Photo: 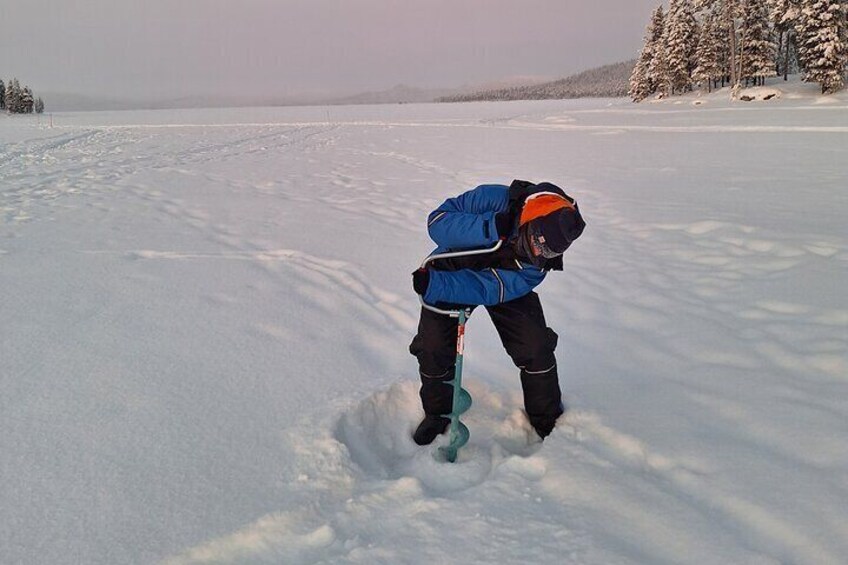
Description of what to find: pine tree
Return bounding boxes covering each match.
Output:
[653,37,673,96]
[666,0,699,94]
[694,8,726,90]
[35,97,45,114]
[647,5,669,94]
[770,0,801,79]
[630,57,653,102]
[796,0,847,93]
[0,80,5,111]
[741,0,777,85]
[630,5,666,101]
[5,78,21,113]
[21,87,34,114]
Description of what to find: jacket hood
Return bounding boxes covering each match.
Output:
[507,179,572,271]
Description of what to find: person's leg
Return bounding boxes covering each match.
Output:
[486,292,563,438]
[408,307,458,445]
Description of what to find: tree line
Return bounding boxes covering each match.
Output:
[2,78,45,114]
[629,0,848,101]
[438,61,634,103]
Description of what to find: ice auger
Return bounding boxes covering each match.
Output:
[418,239,503,462]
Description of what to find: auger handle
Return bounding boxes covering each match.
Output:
[417,239,504,318]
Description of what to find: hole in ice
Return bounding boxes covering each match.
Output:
[333,380,545,494]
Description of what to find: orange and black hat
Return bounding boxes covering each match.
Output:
[520,192,585,254]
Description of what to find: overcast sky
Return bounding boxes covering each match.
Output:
[0,0,658,101]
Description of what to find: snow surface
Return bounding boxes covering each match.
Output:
[1,87,847,564]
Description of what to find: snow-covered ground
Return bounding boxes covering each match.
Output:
[2,83,847,564]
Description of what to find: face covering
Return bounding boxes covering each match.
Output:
[514,225,547,267]
[526,220,564,258]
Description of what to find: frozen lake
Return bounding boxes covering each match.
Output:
[2,91,847,564]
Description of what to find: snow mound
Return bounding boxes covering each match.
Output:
[334,380,543,493]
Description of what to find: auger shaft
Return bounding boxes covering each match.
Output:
[442,309,472,463]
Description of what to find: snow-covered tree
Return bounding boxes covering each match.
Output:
[629,56,653,102]
[666,0,699,93]
[706,1,732,85]
[796,0,847,93]
[652,37,673,96]
[2,79,46,114]
[5,78,21,113]
[633,0,846,97]
[35,97,45,114]
[21,87,34,114]
[630,4,666,101]
[694,8,726,90]
[647,6,669,94]
[741,0,777,85]
[770,0,802,78]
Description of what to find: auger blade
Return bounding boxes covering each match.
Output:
[439,421,470,463]
[454,387,472,415]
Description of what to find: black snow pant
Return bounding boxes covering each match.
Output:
[408,291,563,435]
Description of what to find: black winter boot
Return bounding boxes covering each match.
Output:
[413,370,454,445]
[520,365,564,439]
[413,415,451,445]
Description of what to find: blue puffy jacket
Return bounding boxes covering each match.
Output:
[423,184,547,307]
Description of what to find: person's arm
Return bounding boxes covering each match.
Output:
[427,184,510,250]
[423,266,546,306]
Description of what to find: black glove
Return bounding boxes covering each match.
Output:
[495,210,516,239]
[412,268,430,295]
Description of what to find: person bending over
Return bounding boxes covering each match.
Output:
[410,179,585,445]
